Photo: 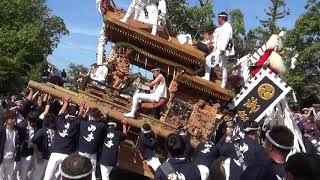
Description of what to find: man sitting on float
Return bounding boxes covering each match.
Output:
[90,63,109,88]
[124,65,167,118]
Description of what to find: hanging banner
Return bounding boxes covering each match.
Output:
[234,69,291,122]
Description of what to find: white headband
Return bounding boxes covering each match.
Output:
[244,127,260,132]
[266,130,293,150]
[65,114,76,119]
[218,14,228,17]
[141,127,151,134]
[108,122,117,127]
[61,166,94,179]
[151,68,160,72]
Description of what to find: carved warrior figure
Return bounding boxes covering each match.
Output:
[110,59,130,89]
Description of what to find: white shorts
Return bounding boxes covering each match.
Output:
[197,165,210,180]
[146,157,161,171]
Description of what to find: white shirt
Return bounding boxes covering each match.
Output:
[152,74,167,101]
[214,21,234,56]
[90,65,108,83]
[129,0,158,25]
[27,126,35,148]
[51,68,61,77]
[177,34,193,45]
[4,129,16,160]
[16,113,24,124]
[158,0,167,15]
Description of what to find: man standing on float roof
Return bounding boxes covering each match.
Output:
[124,65,167,118]
[203,12,234,89]
[120,0,159,36]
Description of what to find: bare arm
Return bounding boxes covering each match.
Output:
[27,88,34,101]
[307,107,315,117]
[83,105,90,118]
[78,101,86,116]
[145,75,162,87]
[32,91,40,101]
[59,97,71,115]
[121,120,127,134]
[43,103,50,116]
[42,94,48,103]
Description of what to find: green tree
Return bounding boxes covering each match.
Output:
[284,0,320,108]
[67,63,88,80]
[167,0,214,40]
[0,0,68,93]
[66,63,88,91]
[257,0,290,42]
[229,9,246,58]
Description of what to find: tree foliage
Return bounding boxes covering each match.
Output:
[66,63,88,91]
[67,63,88,80]
[258,0,290,41]
[284,0,320,107]
[229,9,247,58]
[0,0,68,94]
[166,0,214,40]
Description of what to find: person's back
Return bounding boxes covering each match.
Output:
[78,108,105,155]
[229,121,268,180]
[52,113,80,154]
[241,126,294,180]
[285,153,320,180]
[155,133,202,180]
[156,158,201,180]
[138,131,156,160]
[61,69,67,79]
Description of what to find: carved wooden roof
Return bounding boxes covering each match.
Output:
[175,73,236,101]
[103,9,206,69]
[102,8,235,101]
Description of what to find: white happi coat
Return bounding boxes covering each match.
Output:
[90,65,108,83]
[125,0,159,25]
[206,21,234,68]
[204,22,234,85]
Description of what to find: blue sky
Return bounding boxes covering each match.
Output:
[47,0,307,70]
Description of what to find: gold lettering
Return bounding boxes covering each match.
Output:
[238,111,249,122]
[243,97,261,114]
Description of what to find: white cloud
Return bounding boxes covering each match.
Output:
[68,25,102,37]
[58,41,97,52]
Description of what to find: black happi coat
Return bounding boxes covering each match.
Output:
[229,136,268,180]
[193,141,218,168]
[32,127,54,160]
[51,114,80,154]
[138,132,157,160]
[155,158,201,180]
[78,120,106,154]
[0,125,24,163]
[99,127,127,166]
[240,157,286,180]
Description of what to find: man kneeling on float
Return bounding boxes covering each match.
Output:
[124,66,167,118]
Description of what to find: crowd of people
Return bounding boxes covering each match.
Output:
[0,87,320,180]
[41,65,67,87]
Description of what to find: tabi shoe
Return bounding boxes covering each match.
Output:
[124,112,135,118]
[120,18,128,23]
